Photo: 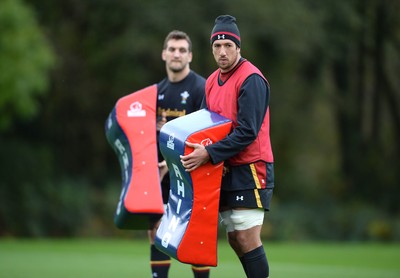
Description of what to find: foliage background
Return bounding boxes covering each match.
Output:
[0,0,399,240]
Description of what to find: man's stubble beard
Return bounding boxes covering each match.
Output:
[168,60,187,73]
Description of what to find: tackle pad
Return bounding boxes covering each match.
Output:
[155,109,232,266]
[105,84,164,229]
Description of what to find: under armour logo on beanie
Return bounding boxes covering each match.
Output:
[210,15,241,48]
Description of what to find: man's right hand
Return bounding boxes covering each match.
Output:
[180,141,210,172]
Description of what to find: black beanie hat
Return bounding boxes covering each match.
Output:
[210,15,241,48]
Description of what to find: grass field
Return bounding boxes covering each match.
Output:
[1,238,399,277]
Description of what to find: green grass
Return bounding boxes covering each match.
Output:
[1,239,399,277]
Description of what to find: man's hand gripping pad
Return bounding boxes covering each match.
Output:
[105,85,164,229]
[155,109,232,266]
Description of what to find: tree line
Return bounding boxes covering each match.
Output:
[1,0,399,240]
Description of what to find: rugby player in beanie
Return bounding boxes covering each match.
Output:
[181,15,274,278]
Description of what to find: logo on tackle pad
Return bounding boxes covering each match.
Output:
[127,101,146,117]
